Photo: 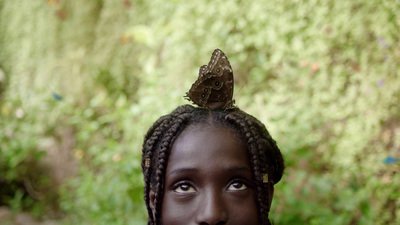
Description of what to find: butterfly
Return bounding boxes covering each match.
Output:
[185,49,234,109]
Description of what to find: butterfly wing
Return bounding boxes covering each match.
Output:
[202,75,234,109]
[205,49,232,76]
[198,65,207,79]
[185,49,234,109]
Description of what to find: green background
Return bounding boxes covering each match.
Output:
[0,0,399,224]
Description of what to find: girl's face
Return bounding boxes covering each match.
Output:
[153,125,259,225]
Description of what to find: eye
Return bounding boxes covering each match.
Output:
[227,180,248,191]
[174,183,196,193]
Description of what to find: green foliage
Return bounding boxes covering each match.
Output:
[1,0,399,224]
[0,98,53,216]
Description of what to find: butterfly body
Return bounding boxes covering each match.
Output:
[185,49,234,109]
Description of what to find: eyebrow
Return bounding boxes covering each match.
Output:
[227,166,251,173]
[167,168,198,177]
[167,166,251,177]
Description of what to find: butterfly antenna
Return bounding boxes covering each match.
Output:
[234,84,244,99]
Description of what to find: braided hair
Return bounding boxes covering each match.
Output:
[141,104,284,225]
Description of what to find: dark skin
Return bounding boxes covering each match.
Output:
[150,124,272,225]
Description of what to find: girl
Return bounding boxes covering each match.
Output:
[141,50,284,225]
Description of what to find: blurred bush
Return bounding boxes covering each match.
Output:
[0,0,399,224]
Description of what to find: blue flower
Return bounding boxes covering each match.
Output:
[383,156,399,164]
[52,92,63,101]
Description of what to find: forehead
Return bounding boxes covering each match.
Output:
[168,125,251,172]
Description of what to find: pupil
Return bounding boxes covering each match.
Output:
[181,184,190,191]
[201,94,205,98]
[215,81,220,86]
[233,182,242,188]
[204,88,208,92]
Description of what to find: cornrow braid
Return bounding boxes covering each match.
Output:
[225,112,268,223]
[141,105,284,225]
[141,105,193,225]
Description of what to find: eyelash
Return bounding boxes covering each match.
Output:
[227,179,249,191]
[172,179,251,193]
[173,181,196,193]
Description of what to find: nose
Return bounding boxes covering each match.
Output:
[196,190,229,225]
